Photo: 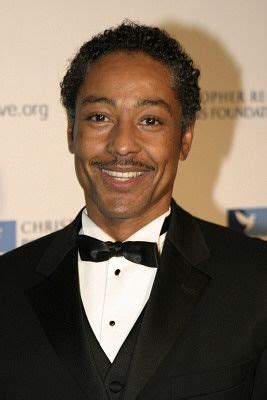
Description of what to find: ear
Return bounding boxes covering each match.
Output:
[179,121,194,161]
[67,116,75,153]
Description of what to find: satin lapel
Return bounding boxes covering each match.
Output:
[26,212,107,400]
[123,202,212,400]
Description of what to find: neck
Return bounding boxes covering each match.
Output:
[85,201,171,242]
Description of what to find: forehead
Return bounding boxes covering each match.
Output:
[87,50,172,75]
[78,51,177,104]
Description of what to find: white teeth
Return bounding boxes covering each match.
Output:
[102,169,145,179]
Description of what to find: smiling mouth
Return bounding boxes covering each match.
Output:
[102,169,145,181]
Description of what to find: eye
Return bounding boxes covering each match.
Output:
[141,117,162,126]
[88,113,109,122]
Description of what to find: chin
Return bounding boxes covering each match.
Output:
[102,205,141,220]
[99,198,150,220]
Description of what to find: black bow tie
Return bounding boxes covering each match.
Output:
[78,213,170,268]
[78,236,159,268]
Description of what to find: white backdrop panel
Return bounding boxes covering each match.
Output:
[1,0,266,251]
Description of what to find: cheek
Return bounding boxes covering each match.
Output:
[73,132,100,161]
[166,134,181,164]
[74,157,88,181]
[74,156,98,195]
[73,122,99,148]
[150,133,180,165]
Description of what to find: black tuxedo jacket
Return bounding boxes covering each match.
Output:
[0,201,267,399]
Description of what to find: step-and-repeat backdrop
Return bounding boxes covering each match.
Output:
[1,0,267,253]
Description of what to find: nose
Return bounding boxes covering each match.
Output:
[106,119,142,157]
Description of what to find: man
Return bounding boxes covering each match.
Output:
[0,22,266,400]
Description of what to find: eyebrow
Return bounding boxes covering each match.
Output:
[80,95,116,107]
[80,95,173,115]
[136,99,172,115]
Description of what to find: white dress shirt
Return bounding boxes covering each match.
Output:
[78,209,170,362]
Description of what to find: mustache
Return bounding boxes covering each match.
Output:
[91,157,155,171]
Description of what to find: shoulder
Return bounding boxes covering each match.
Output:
[1,229,58,261]
[0,230,61,287]
[197,216,266,253]
[171,201,267,268]
[195,216,267,275]
[0,209,82,287]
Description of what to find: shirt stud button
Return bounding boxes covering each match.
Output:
[115,269,121,276]
[109,320,115,326]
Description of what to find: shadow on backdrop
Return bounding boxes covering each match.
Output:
[161,21,242,226]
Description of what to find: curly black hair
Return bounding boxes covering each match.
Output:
[60,21,200,131]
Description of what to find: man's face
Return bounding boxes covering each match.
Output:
[68,51,193,224]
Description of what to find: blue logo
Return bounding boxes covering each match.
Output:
[228,208,267,237]
[0,221,16,254]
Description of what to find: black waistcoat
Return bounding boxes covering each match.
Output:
[82,306,145,400]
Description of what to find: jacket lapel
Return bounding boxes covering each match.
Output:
[123,201,213,400]
[26,210,108,400]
